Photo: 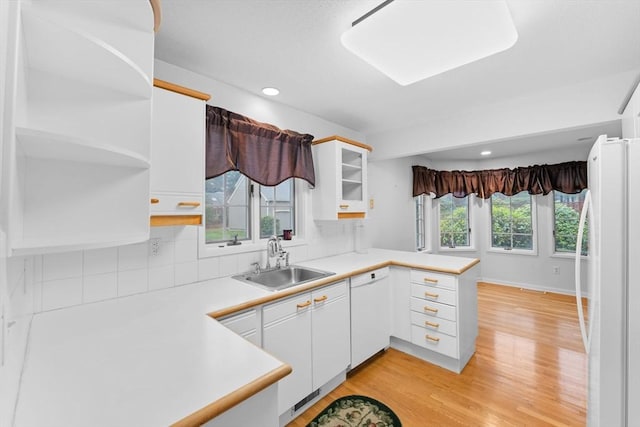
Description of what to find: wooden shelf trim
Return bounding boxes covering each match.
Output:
[312,135,373,152]
[150,215,202,227]
[153,78,211,101]
[208,258,480,320]
[150,0,161,33]
[170,364,292,427]
[337,212,366,219]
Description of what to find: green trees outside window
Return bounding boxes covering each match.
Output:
[491,192,533,250]
[439,194,470,248]
[554,190,588,255]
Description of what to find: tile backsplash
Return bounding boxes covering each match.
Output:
[29,222,355,313]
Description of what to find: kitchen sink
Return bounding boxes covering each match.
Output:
[232,266,335,291]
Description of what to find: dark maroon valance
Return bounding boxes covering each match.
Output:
[412,161,587,199]
[206,106,315,186]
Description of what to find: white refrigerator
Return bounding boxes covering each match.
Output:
[575,136,639,426]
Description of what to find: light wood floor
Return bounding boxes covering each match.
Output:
[287,282,586,427]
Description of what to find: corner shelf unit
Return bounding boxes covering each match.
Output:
[312,136,372,220]
[2,0,155,256]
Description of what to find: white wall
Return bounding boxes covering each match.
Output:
[367,156,427,251]
[368,69,638,161]
[367,146,590,295]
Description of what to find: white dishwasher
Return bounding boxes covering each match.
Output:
[350,266,391,369]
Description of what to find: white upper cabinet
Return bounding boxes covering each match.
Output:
[312,136,372,220]
[150,81,210,226]
[1,0,155,255]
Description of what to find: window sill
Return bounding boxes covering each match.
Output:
[486,248,538,257]
[198,237,307,259]
[439,246,476,253]
[551,252,589,260]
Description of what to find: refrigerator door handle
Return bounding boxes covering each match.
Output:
[575,189,592,354]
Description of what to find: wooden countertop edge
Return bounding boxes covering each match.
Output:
[312,135,373,152]
[153,78,211,101]
[209,258,480,320]
[170,363,292,427]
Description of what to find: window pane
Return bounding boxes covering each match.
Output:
[205,171,251,243]
[260,180,295,239]
[439,194,470,248]
[491,192,533,250]
[415,196,425,251]
[554,190,588,255]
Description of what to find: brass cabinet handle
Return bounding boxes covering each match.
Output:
[425,335,440,342]
[424,306,438,313]
[178,201,201,207]
[425,321,440,328]
[150,198,160,204]
[424,291,439,298]
[296,300,311,309]
[423,277,439,284]
[339,204,349,209]
[313,295,328,303]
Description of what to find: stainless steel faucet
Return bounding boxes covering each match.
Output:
[267,235,289,269]
[266,235,279,269]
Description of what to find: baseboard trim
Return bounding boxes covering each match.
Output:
[478,277,576,297]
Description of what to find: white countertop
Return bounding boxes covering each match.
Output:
[14,249,478,427]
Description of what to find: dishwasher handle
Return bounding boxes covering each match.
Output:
[350,267,389,288]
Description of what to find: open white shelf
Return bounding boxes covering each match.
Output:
[21,7,152,99]
[2,0,154,256]
[16,127,150,169]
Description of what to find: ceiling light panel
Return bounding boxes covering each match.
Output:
[341,0,518,86]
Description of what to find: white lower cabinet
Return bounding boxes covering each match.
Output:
[399,268,478,373]
[311,282,351,388]
[263,292,313,415]
[262,281,350,416]
[350,267,390,368]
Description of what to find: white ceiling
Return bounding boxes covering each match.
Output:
[154,0,640,157]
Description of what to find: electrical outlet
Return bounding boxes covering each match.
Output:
[553,266,560,275]
[149,238,161,256]
[369,198,375,209]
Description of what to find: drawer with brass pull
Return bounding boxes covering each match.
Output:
[410,311,457,337]
[410,325,458,358]
[410,283,456,306]
[409,269,456,290]
[263,292,312,325]
[410,297,456,321]
[149,193,203,215]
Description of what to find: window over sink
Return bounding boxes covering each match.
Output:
[205,172,297,245]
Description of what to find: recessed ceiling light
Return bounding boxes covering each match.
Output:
[481,151,492,156]
[262,87,280,96]
[341,0,518,86]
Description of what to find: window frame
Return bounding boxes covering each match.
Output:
[415,195,427,252]
[437,194,474,252]
[488,192,538,255]
[199,174,306,258]
[552,189,588,257]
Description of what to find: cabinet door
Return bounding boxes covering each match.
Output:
[390,267,411,341]
[263,293,312,415]
[351,276,390,368]
[150,86,204,212]
[338,144,367,213]
[311,281,350,389]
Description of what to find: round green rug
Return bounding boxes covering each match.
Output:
[306,395,401,427]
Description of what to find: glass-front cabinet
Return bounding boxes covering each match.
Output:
[312,136,372,220]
